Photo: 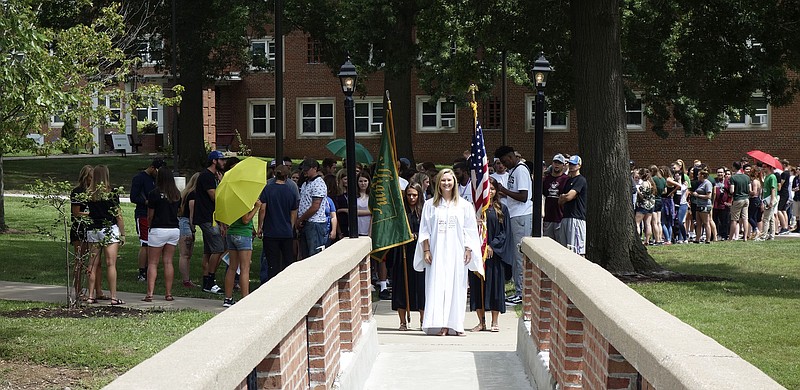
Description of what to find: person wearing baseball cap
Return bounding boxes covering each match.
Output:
[130,158,167,282]
[558,155,586,256]
[195,150,227,294]
[543,154,569,244]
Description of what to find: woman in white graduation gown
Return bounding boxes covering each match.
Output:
[414,168,483,336]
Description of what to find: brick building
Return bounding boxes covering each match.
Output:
[66,29,799,169]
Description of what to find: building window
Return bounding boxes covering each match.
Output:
[355,99,384,135]
[101,96,121,124]
[307,38,322,64]
[136,101,159,123]
[249,99,276,137]
[136,35,163,65]
[298,100,334,135]
[251,38,276,69]
[525,95,568,132]
[50,111,66,127]
[481,96,501,130]
[625,95,644,130]
[726,95,768,129]
[417,96,457,132]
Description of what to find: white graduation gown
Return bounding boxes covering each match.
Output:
[413,197,483,334]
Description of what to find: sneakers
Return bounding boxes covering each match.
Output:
[203,284,223,294]
[778,228,790,236]
[505,295,522,306]
[182,280,198,288]
[137,274,146,282]
[222,298,235,307]
[378,289,391,300]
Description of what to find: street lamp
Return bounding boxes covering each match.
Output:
[338,56,358,238]
[531,52,552,238]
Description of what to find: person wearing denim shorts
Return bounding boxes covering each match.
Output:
[222,202,260,307]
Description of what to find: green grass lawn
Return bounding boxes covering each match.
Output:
[632,242,800,389]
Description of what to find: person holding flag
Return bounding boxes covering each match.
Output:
[469,180,509,332]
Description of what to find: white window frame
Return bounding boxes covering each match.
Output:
[250,37,281,70]
[297,98,335,137]
[136,101,159,123]
[354,98,384,137]
[248,98,279,138]
[525,94,569,132]
[416,96,457,132]
[50,111,66,128]
[625,94,645,131]
[100,95,122,124]
[725,94,769,130]
[136,35,163,65]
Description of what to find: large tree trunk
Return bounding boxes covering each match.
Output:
[0,153,6,232]
[570,0,660,273]
[174,0,208,171]
[383,2,415,164]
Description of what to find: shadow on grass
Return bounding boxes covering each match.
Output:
[652,261,800,300]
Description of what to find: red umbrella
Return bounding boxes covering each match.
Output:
[747,150,783,170]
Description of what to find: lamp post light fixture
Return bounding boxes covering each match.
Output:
[531,52,552,238]
[338,57,359,238]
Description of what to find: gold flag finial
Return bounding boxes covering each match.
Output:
[468,84,478,103]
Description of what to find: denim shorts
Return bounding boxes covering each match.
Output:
[178,217,194,237]
[226,234,253,251]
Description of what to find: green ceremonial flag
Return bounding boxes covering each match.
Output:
[369,92,413,261]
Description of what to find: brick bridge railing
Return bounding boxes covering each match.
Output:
[516,237,785,390]
[105,237,375,390]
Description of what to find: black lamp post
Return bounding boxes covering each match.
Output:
[531,53,552,238]
[338,57,358,238]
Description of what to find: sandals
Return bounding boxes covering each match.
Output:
[142,295,153,302]
[437,328,449,336]
[398,323,408,331]
[470,323,486,332]
[490,324,500,333]
[86,297,98,304]
[165,295,174,302]
[110,298,125,306]
[453,331,467,337]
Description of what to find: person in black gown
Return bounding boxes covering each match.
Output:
[391,183,426,331]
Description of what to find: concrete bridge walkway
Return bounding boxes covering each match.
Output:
[365,299,533,389]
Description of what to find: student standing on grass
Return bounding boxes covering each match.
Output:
[177,173,200,287]
[258,165,298,284]
[71,165,106,300]
[222,198,260,307]
[86,165,125,305]
[757,164,779,241]
[728,161,751,241]
[143,167,181,302]
[196,151,227,294]
[130,158,164,282]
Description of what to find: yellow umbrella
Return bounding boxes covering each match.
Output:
[215,157,267,225]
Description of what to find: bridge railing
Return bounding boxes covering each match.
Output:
[105,237,374,390]
[518,237,784,390]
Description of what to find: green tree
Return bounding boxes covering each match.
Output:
[0,0,179,231]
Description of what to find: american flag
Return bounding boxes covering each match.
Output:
[470,122,490,261]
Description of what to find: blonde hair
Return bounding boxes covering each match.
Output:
[89,165,111,202]
[77,165,93,189]
[432,168,458,207]
[179,172,201,215]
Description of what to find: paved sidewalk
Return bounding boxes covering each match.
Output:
[0,280,225,314]
[365,299,533,389]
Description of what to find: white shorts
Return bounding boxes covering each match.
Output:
[147,228,180,248]
[559,218,586,255]
[87,225,121,245]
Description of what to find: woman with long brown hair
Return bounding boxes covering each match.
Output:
[143,167,182,302]
[391,183,426,331]
[177,172,200,287]
[71,165,106,300]
[85,165,125,305]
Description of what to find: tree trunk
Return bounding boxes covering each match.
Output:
[570,0,661,273]
[174,0,209,171]
[0,152,6,232]
[383,2,415,164]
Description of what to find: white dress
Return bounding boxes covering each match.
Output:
[413,197,483,334]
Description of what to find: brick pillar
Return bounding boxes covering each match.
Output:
[359,257,373,321]
[522,254,534,321]
[255,318,309,389]
[338,267,363,352]
[550,284,584,389]
[530,268,552,352]
[583,323,639,390]
[307,283,341,389]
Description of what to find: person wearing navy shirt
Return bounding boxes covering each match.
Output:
[130,158,164,282]
[559,155,587,256]
[257,165,299,284]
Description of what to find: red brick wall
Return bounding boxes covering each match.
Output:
[212,29,800,168]
[338,267,363,351]
[256,318,309,389]
[308,283,341,389]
